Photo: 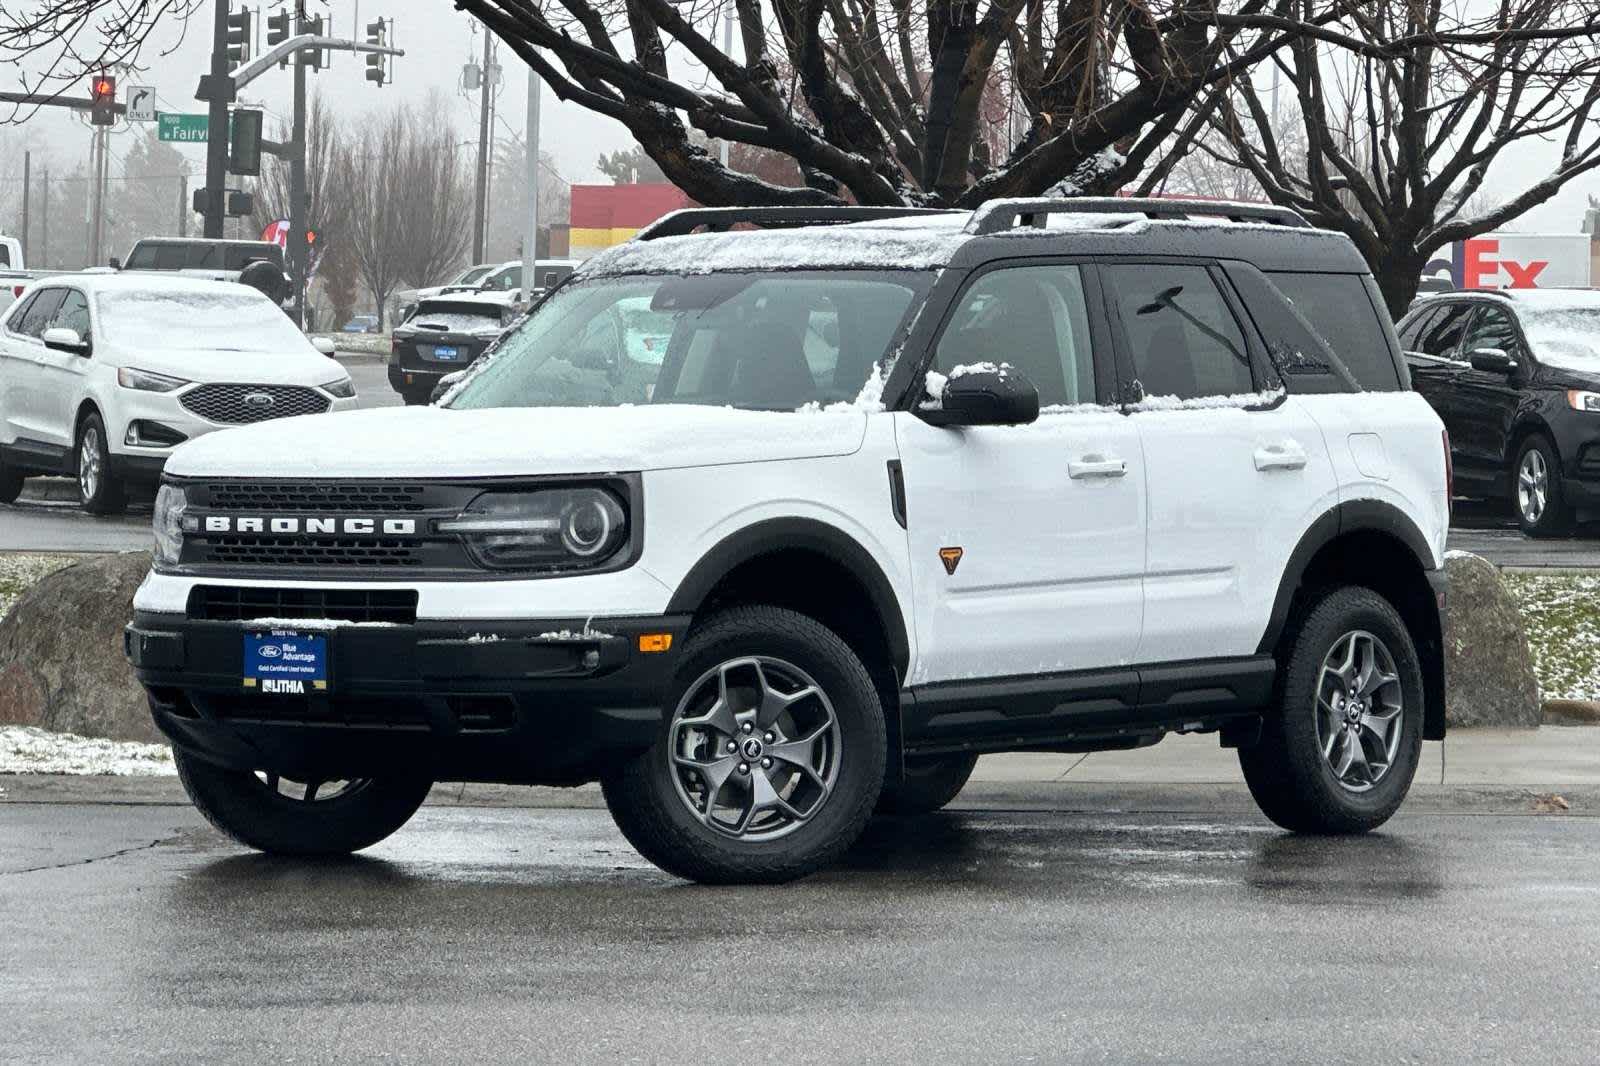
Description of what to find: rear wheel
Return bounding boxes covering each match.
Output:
[0,461,22,504]
[76,412,126,515]
[1239,586,1424,834]
[402,390,432,406]
[876,752,979,814]
[1514,434,1570,537]
[602,606,886,884]
[175,749,432,856]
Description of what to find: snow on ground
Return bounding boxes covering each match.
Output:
[1503,572,1600,701]
[0,726,174,776]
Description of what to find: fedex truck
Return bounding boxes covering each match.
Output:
[1421,232,1592,292]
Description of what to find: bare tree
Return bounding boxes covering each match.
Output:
[341,103,473,326]
[1207,0,1600,315]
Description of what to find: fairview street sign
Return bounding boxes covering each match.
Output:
[157,112,209,142]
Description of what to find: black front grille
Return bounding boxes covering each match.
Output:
[181,383,331,425]
[200,537,423,568]
[203,483,428,512]
[188,585,419,624]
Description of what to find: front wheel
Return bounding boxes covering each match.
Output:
[401,390,432,406]
[0,460,22,504]
[175,749,432,856]
[602,606,887,884]
[1239,586,1425,834]
[76,412,126,515]
[1514,434,1570,537]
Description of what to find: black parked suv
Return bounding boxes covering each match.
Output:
[1398,289,1600,536]
[388,294,518,404]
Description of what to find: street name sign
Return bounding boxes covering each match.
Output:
[157,112,209,142]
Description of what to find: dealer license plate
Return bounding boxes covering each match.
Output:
[433,345,459,360]
[243,630,329,695]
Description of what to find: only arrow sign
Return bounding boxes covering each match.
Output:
[127,85,155,122]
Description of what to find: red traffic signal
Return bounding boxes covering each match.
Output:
[90,74,117,125]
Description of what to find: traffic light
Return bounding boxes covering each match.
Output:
[90,74,116,126]
[229,108,264,176]
[365,20,388,86]
[225,5,252,65]
[265,9,290,46]
[296,15,324,70]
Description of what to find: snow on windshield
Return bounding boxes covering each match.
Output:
[96,287,308,354]
[406,307,505,335]
[1524,307,1600,369]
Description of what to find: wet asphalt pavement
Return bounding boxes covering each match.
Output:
[4,802,1599,1064]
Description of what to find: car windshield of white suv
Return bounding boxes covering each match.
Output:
[1522,306,1600,366]
[95,287,309,353]
[447,271,931,412]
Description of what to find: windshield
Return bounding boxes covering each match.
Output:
[1523,307,1600,365]
[405,304,507,335]
[96,287,310,353]
[447,270,931,412]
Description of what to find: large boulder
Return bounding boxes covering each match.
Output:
[0,551,158,743]
[1444,551,1541,728]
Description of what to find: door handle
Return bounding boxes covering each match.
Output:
[1069,455,1127,479]
[1254,442,1308,471]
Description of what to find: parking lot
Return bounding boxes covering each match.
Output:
[4,791,1598,1065]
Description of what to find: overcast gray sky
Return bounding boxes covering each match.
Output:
[4,2,1596,235]
[6,0,633,189]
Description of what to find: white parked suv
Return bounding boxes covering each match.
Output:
[125,201,1450,884]
[0,274,356,512]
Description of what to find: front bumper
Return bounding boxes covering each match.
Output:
[109,391,360,476]
[126,611,690,785]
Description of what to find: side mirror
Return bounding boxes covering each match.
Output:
[430,371,465,403]
[108,256,122,271]
[311,336,337,357]
[1469,347,1517,374]
[42,327,89,356]
[920,367,1040,427]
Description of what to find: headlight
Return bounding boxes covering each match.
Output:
[152,483,187,566]
[320,376,356,399]
[437,488,629,571]
[1569,390,1600,412]
[118,367,190,393]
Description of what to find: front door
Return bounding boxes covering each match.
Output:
[33,288,94,451]
[896,262,1145,689]
[1451,304,1526,490]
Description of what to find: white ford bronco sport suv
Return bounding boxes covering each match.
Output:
[127,199,1449,884]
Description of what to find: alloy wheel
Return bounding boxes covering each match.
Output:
[668,655,841,840]
[252,771,373,804]
[78,427,102,502]
[1315,630,1404,793]
[1518,447,1548,525]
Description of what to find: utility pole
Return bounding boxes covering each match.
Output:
[720,7,733,168]
[179,175,189,237]
[519,71,541,307]
[40,169,49,267]
[84,133,96,267]
[288,4,310,327]
[201,0,234,238]
[472,30,494,263]
[20,151,29,262]
[93,124,110,266]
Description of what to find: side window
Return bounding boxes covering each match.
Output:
[933,264,1097,408]
[1416,303,1472,358]
[1398,307,1439,353]
[16,288,65,338]
[153,244,187,270]
[0,244,10,268]
[1460,306,1520,359]
[51,290,91,340]
[188,244,221,269]
[1105,263,1254,401]
[5,291,38,333]
[1263,271,1401,390]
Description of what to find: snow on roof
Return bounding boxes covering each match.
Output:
[417,290,518,308]
[580,220,970,276]
[27,271,265,297]
[1497,288,1600,310]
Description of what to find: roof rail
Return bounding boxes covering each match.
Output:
[965,196,1310,236]
[635,206,958,241]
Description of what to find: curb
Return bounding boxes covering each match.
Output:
[17,478,80,505]
[4,775,1597,816]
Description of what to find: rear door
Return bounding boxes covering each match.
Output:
[897,260,1146,692]
[2,287,66,449]
[1102,261,1337,665]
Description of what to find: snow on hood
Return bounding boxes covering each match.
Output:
[128,347,344,386]
[163,403,871,479]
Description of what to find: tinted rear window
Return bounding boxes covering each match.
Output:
[1266,271,1401,390]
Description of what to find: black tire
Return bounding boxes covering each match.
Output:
[1513,434,1570,538]
[175,749,432,856]
[402,390,432,407]
[602,605,887,884]
[876,752,979,814]
[0,462,22,504]
[1239,586,1425,834]
[75,411,126,515]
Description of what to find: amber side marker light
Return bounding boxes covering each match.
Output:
[638,633,673,653]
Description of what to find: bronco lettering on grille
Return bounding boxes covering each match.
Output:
[201,516,419,535]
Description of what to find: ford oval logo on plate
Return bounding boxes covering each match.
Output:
[243,391,275,409]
